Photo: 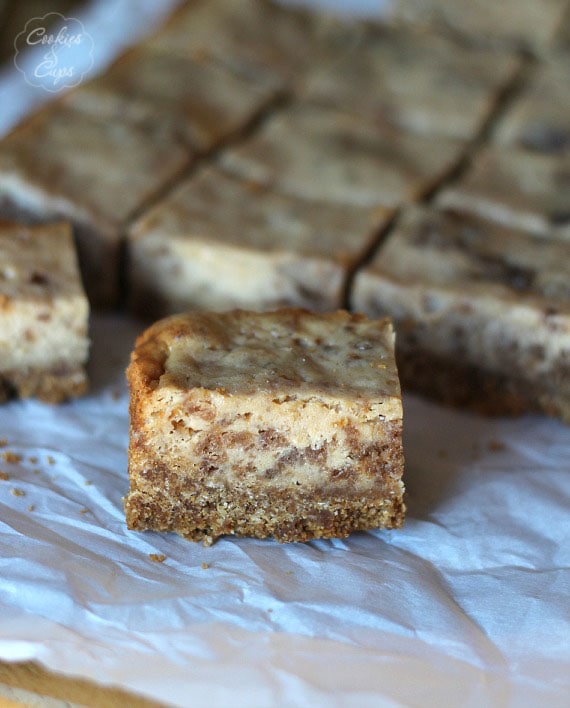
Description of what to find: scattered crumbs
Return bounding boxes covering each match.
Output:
[149,553,166,563]
[488,439,505,452]
[201,562,209,570]
[2,452,22,464]
[27,504,35,512]
[84,480,93,486]
[0,471,9,481]
[437,448,448,459]
[47,455,56,465]
[0,439,7,448]
[79,508,89,515]
[202,535,214,547]
[10,488,25,497]
[28,456,38,464]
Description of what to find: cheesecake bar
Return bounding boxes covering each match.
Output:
[127,166,392,316]
[352,206,570,421]
[437,147,570,239]
[125,309,405,543]
[0,221,89,403]
[0,104,190,306]
[304,26,520,140]
[64,46,280,152]
[220,102,465,208]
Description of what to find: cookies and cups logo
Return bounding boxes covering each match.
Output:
[14,13,94,92]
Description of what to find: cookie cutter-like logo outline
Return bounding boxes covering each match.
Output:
[13,13,94,93]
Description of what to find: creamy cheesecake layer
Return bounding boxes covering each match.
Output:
[128,167,390,315]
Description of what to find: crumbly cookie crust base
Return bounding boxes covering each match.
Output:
[0,365,88,404]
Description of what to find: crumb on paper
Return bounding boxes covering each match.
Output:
[284,571,293,576]
[202,535,214,547]
[0,439,7,448]
[149,553,166,563]
[0,471,9,481]
[47,455,56,465]
[201,562,209,570]
[84,480,93,486]
[28,456,38,464]
[2,452,22,464]
[28,504,35,512]
[10,488,25,497]
[79,508,89,515]
[488,439,505,452]
[33,468,41,475]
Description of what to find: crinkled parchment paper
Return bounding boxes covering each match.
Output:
[0,2,569,706]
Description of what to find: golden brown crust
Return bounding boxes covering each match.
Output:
[126,308,402,406]
[0,365,88,404]
[397,348,567,421]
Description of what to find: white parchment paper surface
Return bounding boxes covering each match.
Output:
[0,2,568,707]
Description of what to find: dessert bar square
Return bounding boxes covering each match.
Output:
[127,166,392,316]
[304,26,520,140]
[352,206,570,421]
[125,309,405,543]
[0,105,190,306]
[0,221,89,403]
[437,147,570,239]
[64,46,280,152]
[220,103,464,208]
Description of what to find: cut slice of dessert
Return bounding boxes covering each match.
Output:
[0,221,89,403]
[220,102,465,209]
[125,309,405,543]
[352,206,570,421]
[127,166,392,317]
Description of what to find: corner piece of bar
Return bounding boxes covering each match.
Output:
[125,309,405,543]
